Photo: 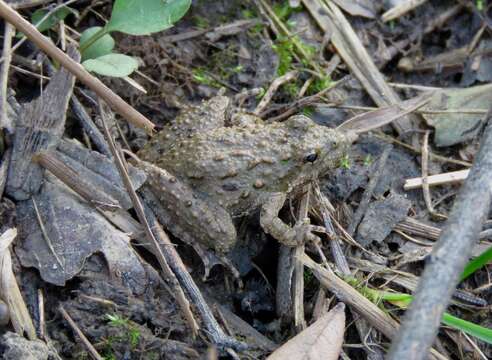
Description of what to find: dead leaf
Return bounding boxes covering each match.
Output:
[424,84,492,146]
[0,229,36,340]
[267,303,346,360]
[15,178,147,294]
[338,93,433,134]
[332,0,376,18]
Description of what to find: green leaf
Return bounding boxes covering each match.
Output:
[20,6,76,38]
[442,312,492,345]
[82,54,139,77]
[80,27,115,61]
[106,0,191,35]
[460,245,492,282]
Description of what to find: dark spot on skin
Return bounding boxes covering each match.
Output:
[222,182,239,191]
[304,153,318,163]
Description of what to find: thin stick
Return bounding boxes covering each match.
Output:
[97,101,199,339]
[374,131,472,167]
[9,0,54,8]
[59,305,104,360]
[254,70,298,115]
[32,197,64,270]
[388,108,492,359]
[0,0,80,66]
[382,0,429,22]
[33,151,120,211]
[0,0,155,133]
[421,131,446,220]
[37,289,45,340]
[404,170,469,190]
[293,184,309,332]
[0,22,13,129]
[301,254,400,338]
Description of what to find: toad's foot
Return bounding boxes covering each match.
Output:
[191,242,242,286]
[260,192,325,247]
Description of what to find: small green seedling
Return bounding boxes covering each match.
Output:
[340,154,351,169]
[78,0,191,77]
[105,313,141,350]
[363,155,373,166]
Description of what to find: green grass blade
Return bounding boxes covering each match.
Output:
[460,245,492,281]
[442,312,492,344]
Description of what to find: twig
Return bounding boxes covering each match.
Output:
[379,4,462,68]
[420,131,446,220]
[404,169,469,190]
[0,0,155,133]
[58,0,66,50]
[374,131,472,167]
[263,77,343,122]
[0,22,13,200]
[396,216,492,242]
[254,70,298,115]
[139,197,246,350]
[312,183,350,275]
[313,185,385,358]
[37,289,45,340]
[97,101,200,339]
[382,0,429,22]
[255,0,323,75]
[301,254,400,338]
[33,151,120,211]
[302,0,416,135]
[388,108,492,359]
[0,0,80,66]
[293,184,309,332]
[0,22,13,130]
[7,0,53,8]
[59,305,104,360]
[301,254,447,360]
[32,197,65,270]
[70,96,111,157]
[0,228,37,339]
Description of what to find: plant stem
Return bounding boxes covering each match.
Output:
[80,26,108,54]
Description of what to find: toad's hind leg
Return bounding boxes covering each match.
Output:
[135,160,237,254]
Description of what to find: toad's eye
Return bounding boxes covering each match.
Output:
[304,152,318,163]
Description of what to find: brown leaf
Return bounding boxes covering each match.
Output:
[338,93,433,134]
[267,303,346,360]
[0,229,36,340]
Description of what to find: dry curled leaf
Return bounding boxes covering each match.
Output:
[0,229,36,340]
[267,303,346,360]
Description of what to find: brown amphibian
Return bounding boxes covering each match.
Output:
[136,96,356,254]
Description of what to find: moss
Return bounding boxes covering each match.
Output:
[272,36,294,76]
[307,75,333,95]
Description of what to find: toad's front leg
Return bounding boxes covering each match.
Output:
[260,192,324,246]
